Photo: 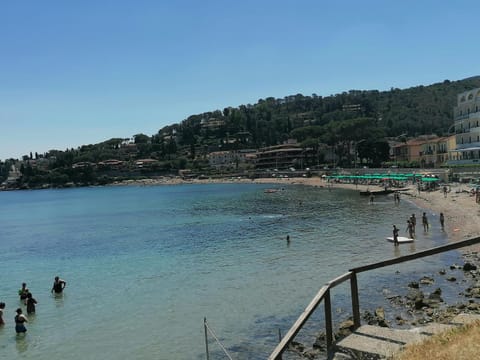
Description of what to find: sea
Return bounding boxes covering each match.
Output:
[0,183,467,359]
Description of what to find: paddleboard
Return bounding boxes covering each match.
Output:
[386,236,414,244]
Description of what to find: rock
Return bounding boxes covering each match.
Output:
[408,281,419,288]
[420,276,434,285]
[439,269,446,275]
[447,276,457,282]
[450,264,462,270]
[313,332,326,350]
[336,320,355,338]
[463,263,478,271]
[375,307,385,321]
[288,340,305,353]
[407,288,424,301]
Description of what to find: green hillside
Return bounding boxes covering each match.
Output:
[2,76,480,188]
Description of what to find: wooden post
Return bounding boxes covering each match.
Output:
[350,272,361,329]
[204,317,210,360]
[324,289,333,353]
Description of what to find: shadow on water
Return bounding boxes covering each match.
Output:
[15,334,29,354]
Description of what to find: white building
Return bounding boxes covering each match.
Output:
[451,88,480,165]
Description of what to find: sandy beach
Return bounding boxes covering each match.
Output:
[117,175,480,252]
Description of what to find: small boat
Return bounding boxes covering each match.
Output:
[264,189,279,193]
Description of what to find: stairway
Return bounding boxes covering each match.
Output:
[333,313,480,359]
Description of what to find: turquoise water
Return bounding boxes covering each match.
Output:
[0,184,462,359]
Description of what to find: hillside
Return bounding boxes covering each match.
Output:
[2,76,480,187]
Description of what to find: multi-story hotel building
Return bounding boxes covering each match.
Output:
[451,88,480,164]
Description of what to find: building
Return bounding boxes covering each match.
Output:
[418,136,453,168]
[255,142,306,169]
[207,149,255,169]
[393,135,456,168]
[392,139,424,165]
[449,88,480,165]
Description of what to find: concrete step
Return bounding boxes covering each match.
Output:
[334,313,480,359]
[335,325,427,359]
[451,313,480,325]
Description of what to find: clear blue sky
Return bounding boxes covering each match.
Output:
[1,0,479,160]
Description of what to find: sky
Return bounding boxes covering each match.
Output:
[1,0,479,160]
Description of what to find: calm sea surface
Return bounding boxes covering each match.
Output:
[0,183,464,359]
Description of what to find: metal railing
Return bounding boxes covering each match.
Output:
[204,317,234,360]
[268,236,480,359]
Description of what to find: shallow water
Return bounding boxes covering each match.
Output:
[0,184,463,359]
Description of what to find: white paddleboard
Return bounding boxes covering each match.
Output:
[386,236,414,244]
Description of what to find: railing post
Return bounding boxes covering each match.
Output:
[350,272,361,329]
[324,289,333,354]
[204,317,210,360]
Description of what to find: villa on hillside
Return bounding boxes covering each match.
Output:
[448,88,480,165]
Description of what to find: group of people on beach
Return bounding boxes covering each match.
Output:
[392,211,445,246]
[0,276,66,335]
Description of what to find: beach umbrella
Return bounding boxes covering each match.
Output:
[421,177,439,182]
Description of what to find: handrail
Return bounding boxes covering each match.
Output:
[350,236,480,273]
[268,272,353,359]
[268,236,480,360]
[204,317,234,360]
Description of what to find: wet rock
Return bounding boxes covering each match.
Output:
[446,276,457,282]
[439,269,446,275]
[313,332,326,350]
[450,264,462,270]
[463,263,477,271]
[420,276,434,285]
[288,340,305,353]
[406,288,424,301]
[408,281,419,288]
[336,320,354,338]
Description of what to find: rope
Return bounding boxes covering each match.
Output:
[204,319,234,360]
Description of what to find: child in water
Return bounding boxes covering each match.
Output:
[25,293,37,314]
[15,308,28,334]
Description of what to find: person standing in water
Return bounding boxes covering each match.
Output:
[440,212,445,231]
[406,220,414,239]
[51,276,67,294]
[409,214,417,236]
[14,308,28,334]
[422,212,429,232]
[0,302,5,326]
[18,283,28,301]
[392,225,399,246]
[25,293,37,315]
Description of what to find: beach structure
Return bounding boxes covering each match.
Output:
[449,88,480,165]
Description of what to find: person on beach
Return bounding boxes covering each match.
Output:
[286,234,290,245]
[422,212,429,232]
[25,293,37,314]
[406,220,414,239]
[369,193,374,204]
[409,214,416,236]
[392,225,399,246]
[18,283,28,301]
[0,302,5,326]
[443,186,448,198]
[51,276,67,294]
[440,212,445,231]
[14,308,28,334]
